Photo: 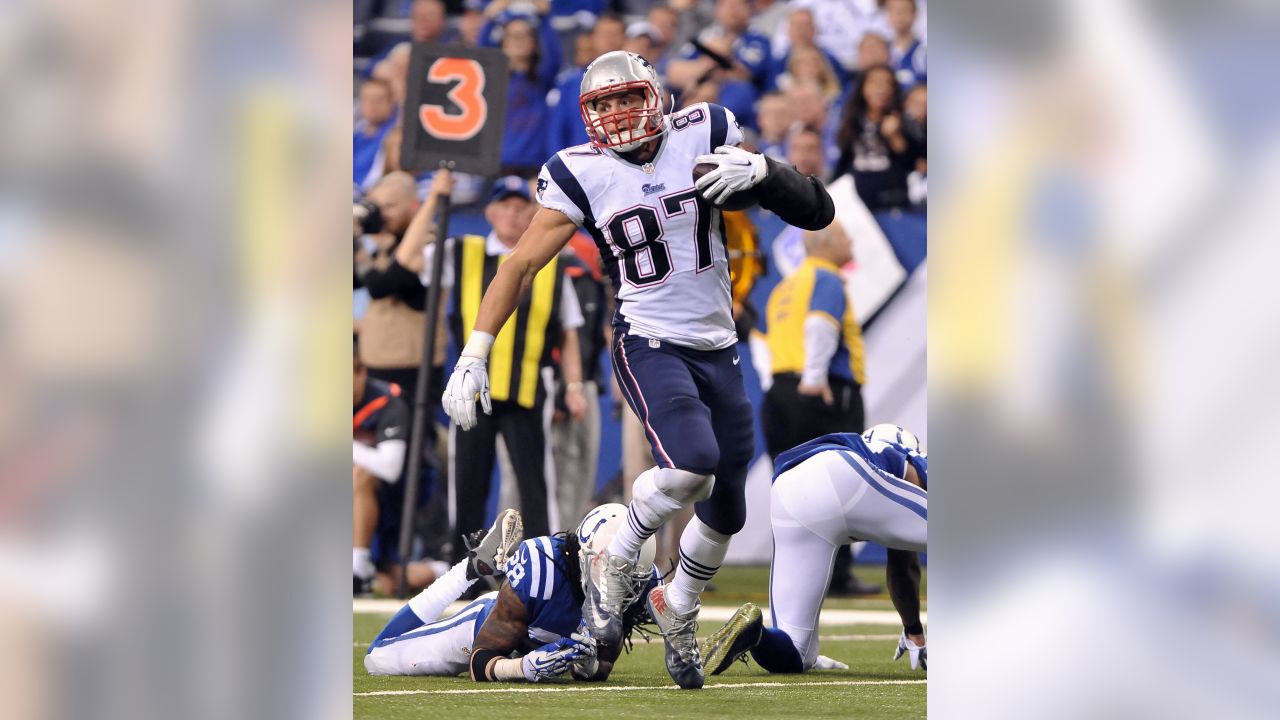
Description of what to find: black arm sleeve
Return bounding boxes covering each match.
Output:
[757,156,836,231]
[362,259,427,311]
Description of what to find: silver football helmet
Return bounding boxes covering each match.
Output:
[579,51,668,152]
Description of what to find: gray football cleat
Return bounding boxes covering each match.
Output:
[701,602,764,676]
[464,508,523,578]
[646,585,704,689]
[581,550,634,647]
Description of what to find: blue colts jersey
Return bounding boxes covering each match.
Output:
[501,536,584,644]
[487,535,663,646]
[773,432,928,489]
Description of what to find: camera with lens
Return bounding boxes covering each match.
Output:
[353,199,384,236]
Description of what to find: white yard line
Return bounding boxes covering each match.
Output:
[353,634,899,648]
[352,599,925,626]
[355,679,926,697]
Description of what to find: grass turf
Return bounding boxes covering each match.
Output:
[353,565,926,720]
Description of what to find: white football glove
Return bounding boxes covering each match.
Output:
[442,355,491,431]
[694,145,768,205]
[813,654,849,671]
[569,622,600,679]
[893,631,926,671]
[522,638,584,682]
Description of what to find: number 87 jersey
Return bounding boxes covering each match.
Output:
[537,102,745,351]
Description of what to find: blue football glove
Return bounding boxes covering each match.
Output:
[522,638,584,682]
[569,621,600,679]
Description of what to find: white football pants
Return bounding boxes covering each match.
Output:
[769,449,927,668]
[364,592,497,676]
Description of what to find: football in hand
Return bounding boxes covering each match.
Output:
[693,162,762,211]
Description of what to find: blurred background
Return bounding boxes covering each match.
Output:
[0,0,1277,718]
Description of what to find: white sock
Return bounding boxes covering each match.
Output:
[607,467,684,560]
[353,547,374,580]
[407,559,476,623]
[666,517,731,615]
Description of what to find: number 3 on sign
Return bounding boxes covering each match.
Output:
[419,57,487,141]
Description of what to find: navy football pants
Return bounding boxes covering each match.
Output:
[611,327,755,535]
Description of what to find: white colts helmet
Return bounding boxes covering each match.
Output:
[576,503,657,600]
[862,423,923,454]
[578,51,668,152]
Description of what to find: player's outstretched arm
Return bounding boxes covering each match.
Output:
[443,208,578,430]
[887,463,925,639]
[756,156,836,231]
[470,582,589,683]
[886,548,924,641]
[472,208,578,338]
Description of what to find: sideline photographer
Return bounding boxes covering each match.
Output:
[353,171,444,405]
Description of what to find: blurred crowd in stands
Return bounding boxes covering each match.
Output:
[356,0,926,211]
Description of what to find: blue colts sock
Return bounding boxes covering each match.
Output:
[366,604,426,654]
[750,627,805,673]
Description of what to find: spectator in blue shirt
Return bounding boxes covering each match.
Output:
[768,8,846,90]
[408,0,452,44]
[666,0,772,103]
[787,125,830,181]
[775,43,843,105]
[784,81,841,170]
[885,0,926,88]
[366,0,457,79]
[477,11,562,175]
[545,14,627,154]
[624,20,666,66]
[646,4,681,71]
[754,92,793,161]
[476,9,561,87]
[355,79,399,195]
[854,31,890,81]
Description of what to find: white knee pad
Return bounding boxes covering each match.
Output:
[638,467,715,506]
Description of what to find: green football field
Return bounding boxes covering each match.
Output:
[354,565,927,720]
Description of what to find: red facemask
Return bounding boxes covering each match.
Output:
[579,82,665,150]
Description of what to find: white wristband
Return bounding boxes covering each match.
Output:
[462,330,496,360]
[492,657,527,682]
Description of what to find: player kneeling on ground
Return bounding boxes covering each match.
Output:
[365,504,659,682]
[701,425,928,674]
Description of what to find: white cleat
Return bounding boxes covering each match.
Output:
[893,631,927,671]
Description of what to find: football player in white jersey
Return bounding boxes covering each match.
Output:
[700,425,928,676]
[442,50,835,689]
